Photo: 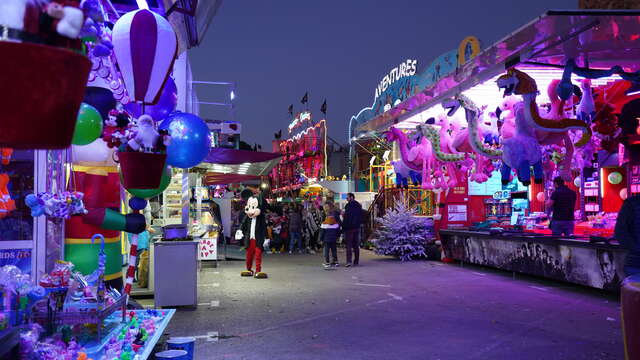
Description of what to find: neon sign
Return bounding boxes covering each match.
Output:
[374,59,417,100]
[288,111,312,134]
[349,36,482,143]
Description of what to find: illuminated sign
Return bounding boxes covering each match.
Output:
[493,190,511,200]
[349,36,482,142]
[288,111,312,134]
[457,36,481,66]
[374,59,418,100]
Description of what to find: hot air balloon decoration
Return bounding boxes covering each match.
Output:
[112,9,178,105]
[112,9,177,189]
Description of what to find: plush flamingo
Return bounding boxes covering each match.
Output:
[385,127,444,189]
[497,69,592,185]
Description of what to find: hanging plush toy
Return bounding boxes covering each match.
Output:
[127,115,160,152]
[235,189,280,279]
[25,191,87,220]
[103,109,131,148]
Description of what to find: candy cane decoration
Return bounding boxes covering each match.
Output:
[123,233,138,296]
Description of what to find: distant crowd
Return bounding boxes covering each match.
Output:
[247,193,364,268]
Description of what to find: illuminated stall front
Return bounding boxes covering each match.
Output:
[271,111,328,198]
[353,10,640,290]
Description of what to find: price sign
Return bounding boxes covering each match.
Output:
[493,190,510,200]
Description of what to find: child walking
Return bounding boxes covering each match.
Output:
[320,203,341,269]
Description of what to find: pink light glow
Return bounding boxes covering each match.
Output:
[396,66,622,129]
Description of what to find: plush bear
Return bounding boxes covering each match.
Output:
[235,189,279,279]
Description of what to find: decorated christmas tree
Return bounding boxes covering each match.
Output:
[373,200,434,261]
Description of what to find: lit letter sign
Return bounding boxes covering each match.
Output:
[374,59,418,100]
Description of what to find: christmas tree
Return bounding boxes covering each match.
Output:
[373,200,435,261]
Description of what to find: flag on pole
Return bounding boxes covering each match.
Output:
[320,99,327,115]
[288,104,294,115]
[301,92,308,104]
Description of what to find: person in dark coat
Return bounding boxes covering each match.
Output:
[614,195,640,277]
[288,204,303,253]
[342,193,363,266]
[546,177,577,236]
[236,189,279,279]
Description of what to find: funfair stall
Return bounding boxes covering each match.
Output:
[0,0,217,358]
[352,10,640,290]
[271,111,328,196]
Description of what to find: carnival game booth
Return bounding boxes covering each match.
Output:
[195,147,282,256]
[0,0,221,357]
[352,10,640,291]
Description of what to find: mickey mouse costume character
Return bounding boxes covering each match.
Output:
[235,189,279,279]
[103,109,131,149]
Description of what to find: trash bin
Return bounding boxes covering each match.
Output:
[167,337,195,360]
[154,240,198,307]
[155,349,188,359]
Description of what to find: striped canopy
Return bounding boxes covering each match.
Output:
[112,9,177,104]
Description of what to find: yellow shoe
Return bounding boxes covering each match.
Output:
[254,272,268,279]
[240,270,254,277]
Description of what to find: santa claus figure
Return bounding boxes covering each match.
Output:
[0,0,83,45]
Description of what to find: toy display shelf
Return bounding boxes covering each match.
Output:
[83,309,175,359]
[0,325,23,358]
[31,295,126,339]
[163,172,185,225]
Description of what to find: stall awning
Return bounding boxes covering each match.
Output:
[197,148,282,177]
[356,9,640,134]
[203,172,261,185]
[204,148,281,165]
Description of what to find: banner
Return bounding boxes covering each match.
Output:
[0,249,31,274]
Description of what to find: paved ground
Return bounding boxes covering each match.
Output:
[154,249,623,360]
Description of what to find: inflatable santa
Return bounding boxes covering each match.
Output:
[0,0,83,44]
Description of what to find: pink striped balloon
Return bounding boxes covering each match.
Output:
[112,9,177,104]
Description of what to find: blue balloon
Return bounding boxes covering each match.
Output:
[161,112,211,168]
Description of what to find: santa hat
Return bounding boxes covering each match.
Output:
[56,5,83,38]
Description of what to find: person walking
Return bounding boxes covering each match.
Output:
[320,206,341,268]
[288,204,303,254]
[614,195,640,277]
[545,177,577,236]
[343,193,363,267]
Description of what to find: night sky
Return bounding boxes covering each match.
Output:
[188,0,576,150]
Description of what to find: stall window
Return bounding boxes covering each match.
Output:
[0,150,34,241]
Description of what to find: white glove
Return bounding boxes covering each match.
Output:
[235,230,244,240]
[263,239,270,249]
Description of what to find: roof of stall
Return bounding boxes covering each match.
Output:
[109,0,223,52]
[355,9,640,135]
[196,148,282,177]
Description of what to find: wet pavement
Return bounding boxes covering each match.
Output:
[157,249,623,360]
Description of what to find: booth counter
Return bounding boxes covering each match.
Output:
[439,229,626,291]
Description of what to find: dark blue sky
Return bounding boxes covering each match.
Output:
[189,0,576,149]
